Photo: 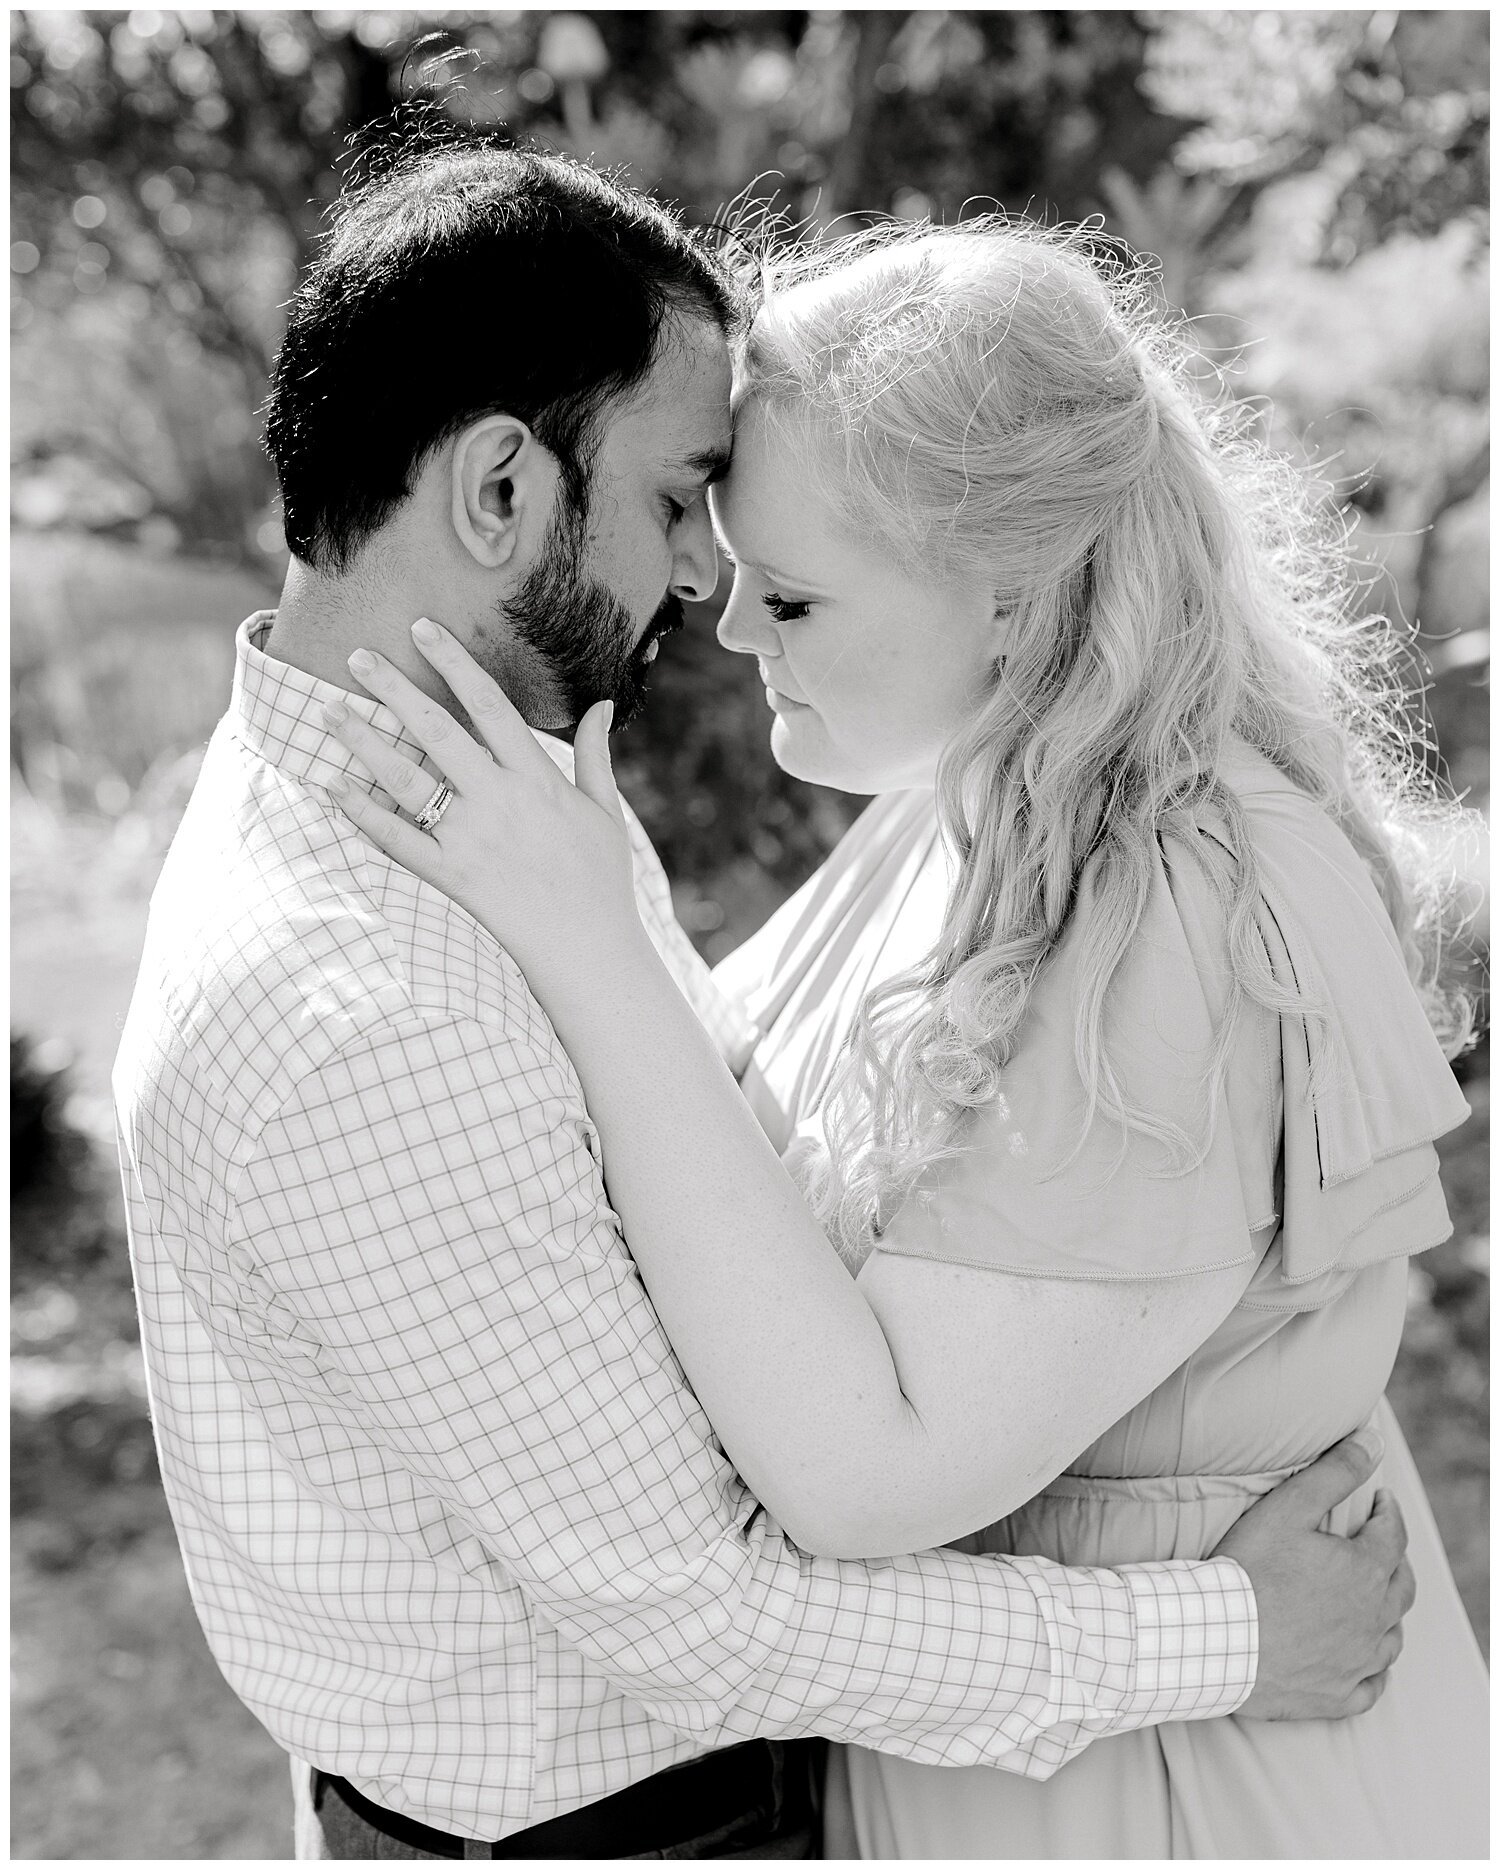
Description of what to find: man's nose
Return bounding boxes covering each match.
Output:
[669,502,719,605]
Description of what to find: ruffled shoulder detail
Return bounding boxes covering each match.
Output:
[1215,739,1470,1293]
[873,740,1470,1296]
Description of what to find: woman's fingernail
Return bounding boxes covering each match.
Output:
[348,648,377,676]
[323,698,347,724]
[603,700,614,731]
[412,617,442,646]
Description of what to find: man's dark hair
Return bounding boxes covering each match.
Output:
[264,130,743,572]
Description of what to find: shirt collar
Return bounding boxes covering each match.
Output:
[231,609,446,799]
[230,610,575,792]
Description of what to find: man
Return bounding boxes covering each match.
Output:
[115,134,1410,1861]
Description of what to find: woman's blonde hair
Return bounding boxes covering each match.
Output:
[736,218,1481,1264]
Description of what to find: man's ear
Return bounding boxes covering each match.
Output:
[450,415,556,569]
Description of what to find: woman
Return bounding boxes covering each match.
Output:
[326,222,1487,1857]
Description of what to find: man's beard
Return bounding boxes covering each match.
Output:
[496,489,683,731]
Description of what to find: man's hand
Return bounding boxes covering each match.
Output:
[1215,1430,1414,1720]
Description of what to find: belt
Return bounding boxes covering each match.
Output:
[313,1737,815,1859]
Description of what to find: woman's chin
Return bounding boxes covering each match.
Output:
[767,715,862,794]
[767,712,822,780]
[768,714,937,796]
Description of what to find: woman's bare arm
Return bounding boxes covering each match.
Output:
[326,628,1259,1557]
[510,919,1257,1557]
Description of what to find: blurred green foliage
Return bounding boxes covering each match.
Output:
[9,9,1489,1858]
[11,9,1488,555]
[11,9,1490,900]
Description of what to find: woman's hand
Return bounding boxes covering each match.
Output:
[322,617,643,990]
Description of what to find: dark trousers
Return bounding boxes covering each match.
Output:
[291,1741,827,1860]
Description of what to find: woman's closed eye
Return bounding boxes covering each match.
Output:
[761,593,812,624]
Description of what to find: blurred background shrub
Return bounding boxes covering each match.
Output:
[10,10,1487,1858]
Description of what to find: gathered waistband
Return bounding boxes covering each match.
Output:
[973,1436,1381,1565]
[1032,1467,1299,1505]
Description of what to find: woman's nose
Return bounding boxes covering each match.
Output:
[716,579,779,656]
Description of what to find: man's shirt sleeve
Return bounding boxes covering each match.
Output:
[222,1010,1255,1775]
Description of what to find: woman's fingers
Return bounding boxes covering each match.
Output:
[322,698,461,825]
[327,775,445,882]
[573,700,626,828]
[343,646,498,787]
[409,618,554,774]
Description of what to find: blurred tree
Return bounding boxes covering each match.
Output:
[10,9,1489,911]
[9,8,1204,561]
[1109,11,1488,814]
[1103,10,1488,313]
[1143,10,1488,257]
[11,9,408,553]
[12,10,1487,548]
[10,10,399,372]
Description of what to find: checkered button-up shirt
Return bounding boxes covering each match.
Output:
[113,614,1257,1844]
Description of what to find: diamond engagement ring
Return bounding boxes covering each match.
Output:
[413,778,456,833]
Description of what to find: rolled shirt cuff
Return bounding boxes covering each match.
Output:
[992,1552,1258,1781]
[1117,1555,1259,1721]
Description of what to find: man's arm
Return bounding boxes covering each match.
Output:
[217,1012,1390,1771]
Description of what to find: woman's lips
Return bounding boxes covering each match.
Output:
[759,666,810,711]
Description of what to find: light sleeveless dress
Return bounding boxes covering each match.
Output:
[712,738,1488,1860]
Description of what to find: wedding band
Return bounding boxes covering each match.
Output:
[413,779,455,833]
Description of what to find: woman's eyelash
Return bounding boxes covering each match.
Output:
[761,593,811,623]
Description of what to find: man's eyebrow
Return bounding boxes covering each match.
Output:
[667,444,734,484]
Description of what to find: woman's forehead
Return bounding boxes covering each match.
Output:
[721,397,797,500]
[716,408,858,562]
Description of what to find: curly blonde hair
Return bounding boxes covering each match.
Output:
[736,218,1481,1264]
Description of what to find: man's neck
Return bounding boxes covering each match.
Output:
[265,558,450,702]
[265,556,570,734]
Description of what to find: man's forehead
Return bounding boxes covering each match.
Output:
[610,317,734,465]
